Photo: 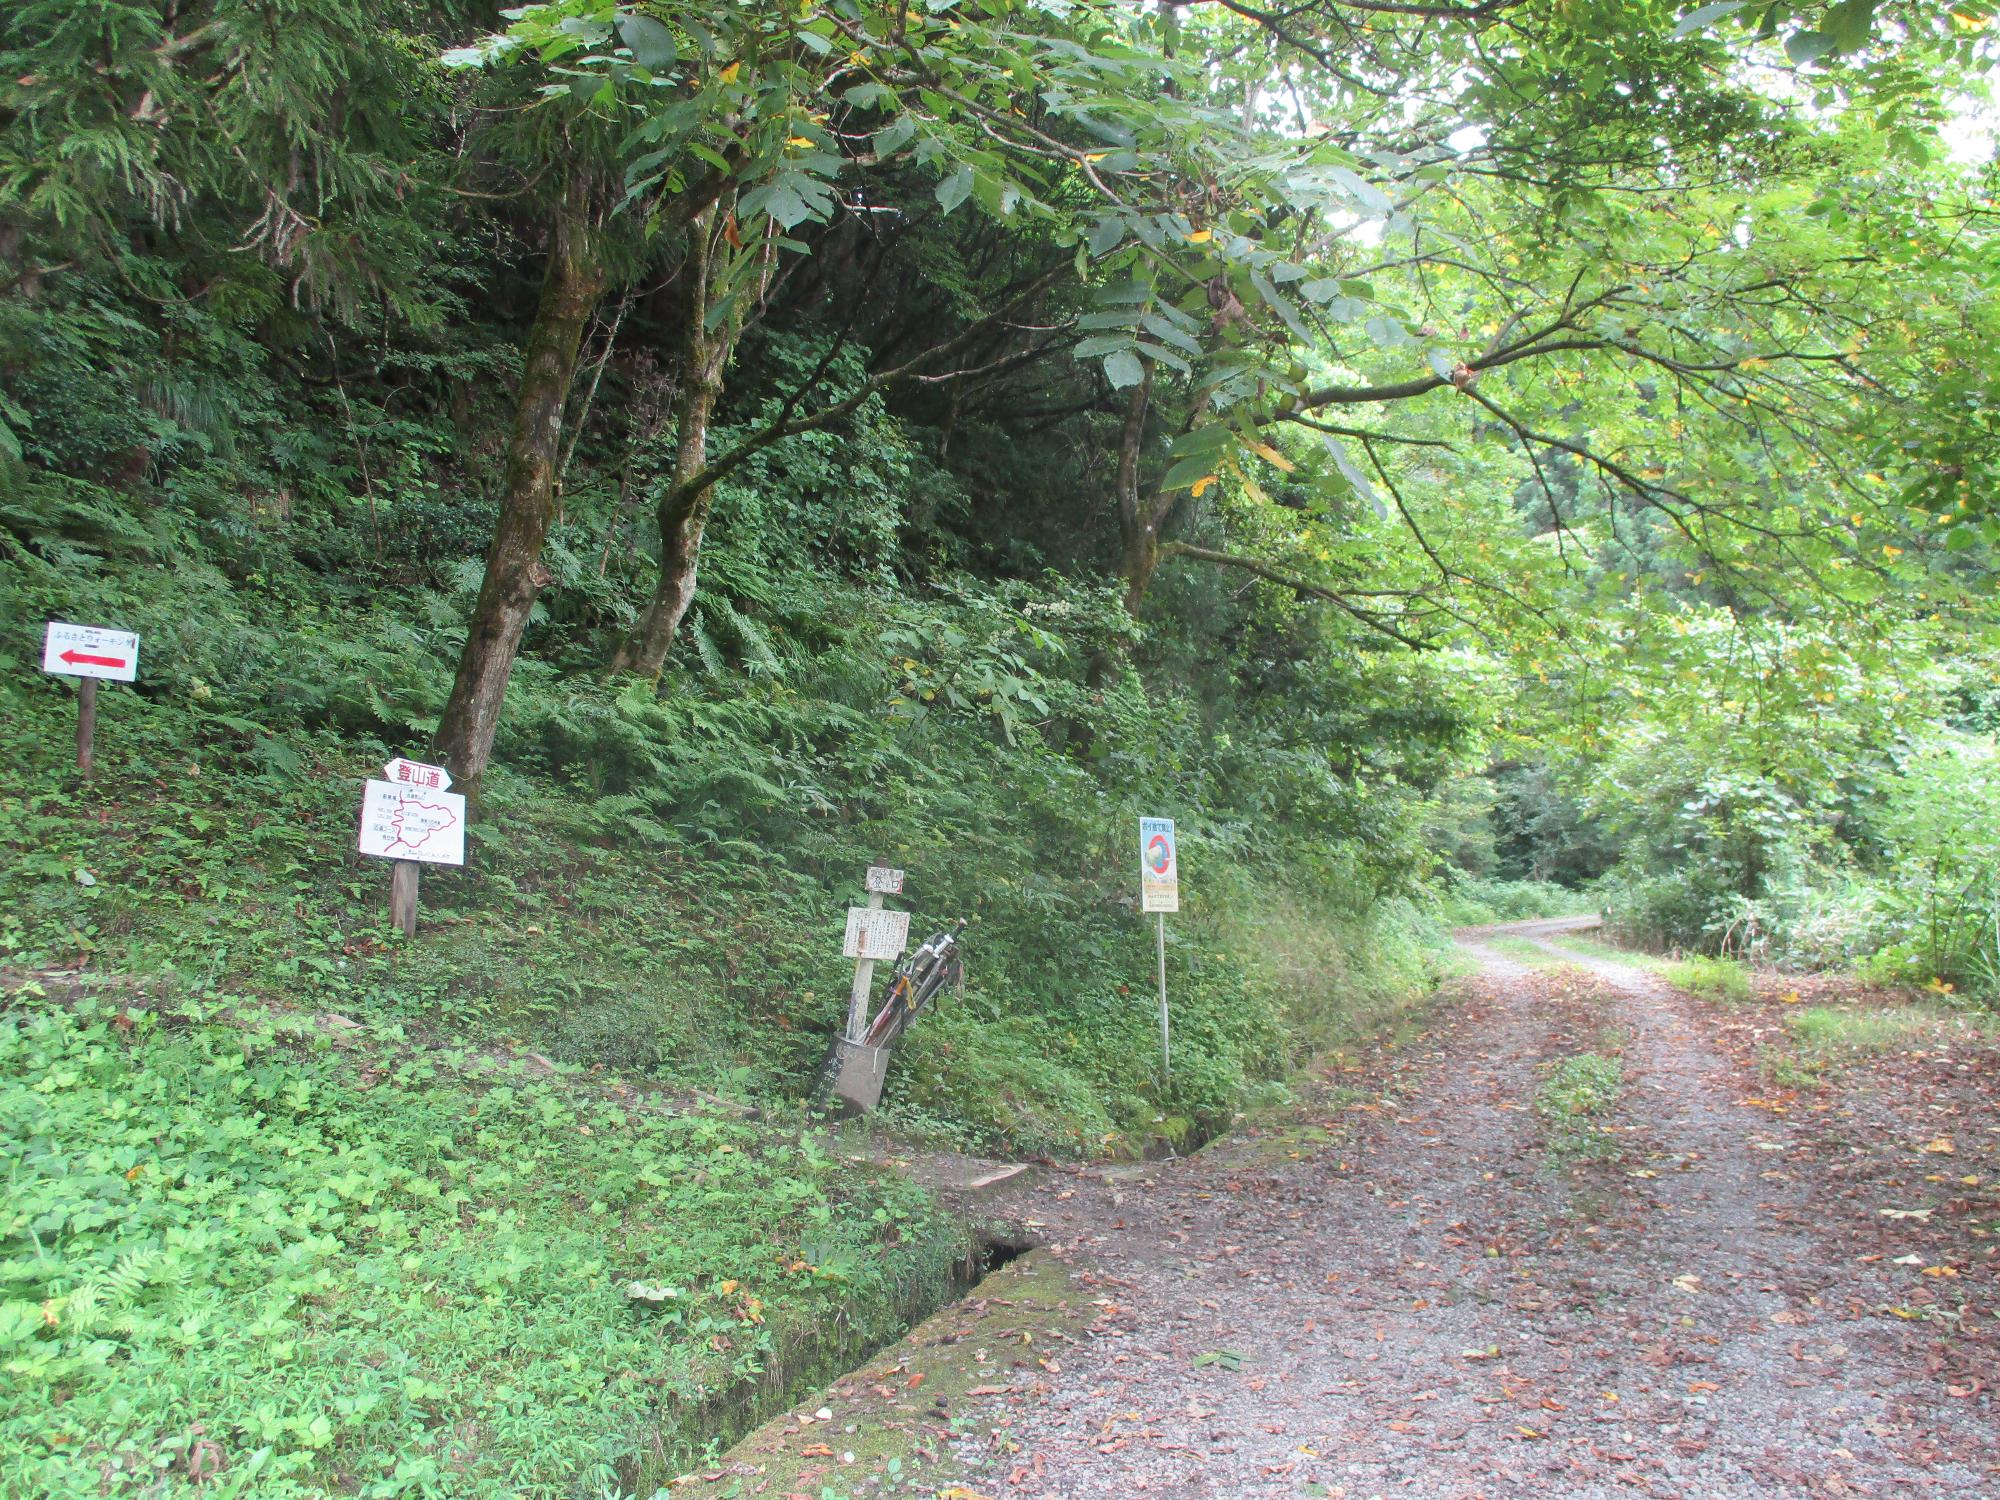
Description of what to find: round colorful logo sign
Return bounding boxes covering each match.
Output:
[1146,833,1173,874]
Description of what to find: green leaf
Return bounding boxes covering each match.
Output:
[1671,2,1746,40]
[1103,350,1145,389]
[935,167,973,214]
[617,15,677,69]
[1162,455,1219,489]
[1823,0,1878,52]
[1319,434,1381,510]
[1784,29,1834,65]
[873,117,917,157]
[1170,425,1234,457]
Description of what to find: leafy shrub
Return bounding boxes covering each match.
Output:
[1433,876,1595,927]
[1851,734,2000,999]
[1662,954,1753,1003]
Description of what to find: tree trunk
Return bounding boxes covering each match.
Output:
[432,180,603,793]
[611,206,736,679]
[1080,369,1161,694]
[1113,367,1163,616]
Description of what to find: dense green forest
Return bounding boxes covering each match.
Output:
[3,0,1997,1494]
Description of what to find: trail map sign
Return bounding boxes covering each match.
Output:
[358,778,467,866]
[1139,816,1179,914]
[43,622,139,682]
[843,906,911,960]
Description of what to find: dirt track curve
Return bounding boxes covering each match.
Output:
[951,920,1999,1498]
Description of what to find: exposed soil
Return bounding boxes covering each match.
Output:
[682,923,2000,1499]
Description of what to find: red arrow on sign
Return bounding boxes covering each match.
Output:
[61,649,128,669]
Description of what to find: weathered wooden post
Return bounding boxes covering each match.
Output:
[843,870,889,1042]
[75,678,97,776]
[825,864,909,1113]
[389,860,421,937]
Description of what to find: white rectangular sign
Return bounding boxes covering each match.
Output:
[383,756,452,792]
[358,779,467,866]
[843,906,911,960]
[43,621,139,682]
[865,866,905,894]
[1140,816,1180,914]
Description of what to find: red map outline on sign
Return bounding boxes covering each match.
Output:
[382,791,458,855]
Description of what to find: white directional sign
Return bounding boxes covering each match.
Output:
[843,906,911,960]
[382,756,452,792]
[865,866,905,894]
[43,622,139,682]
[358,779,467,866]
[1139,816,1179,914]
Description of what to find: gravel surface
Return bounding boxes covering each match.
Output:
[958,929,1999,1498]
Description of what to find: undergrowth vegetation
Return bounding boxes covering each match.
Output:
[1432,877,1596,928]
[0,978,958,1497]
[1660,956,1754,1005]
[1535,1051,1624,1164]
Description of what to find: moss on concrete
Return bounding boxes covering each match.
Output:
[669,1249,1091,1498]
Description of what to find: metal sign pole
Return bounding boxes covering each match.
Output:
[1157,912,1170,1079]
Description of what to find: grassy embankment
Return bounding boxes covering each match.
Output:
[2,577,1454,1495]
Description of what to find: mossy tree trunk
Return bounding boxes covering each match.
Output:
[432,178,605,794]
[611,204,741,681]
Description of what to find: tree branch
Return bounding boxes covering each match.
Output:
[1159,542,1429,648]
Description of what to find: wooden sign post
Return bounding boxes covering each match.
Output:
[42,622,140,777]
[843,865,908,1042]
[822,864,912,1114]
[358,757,466,935]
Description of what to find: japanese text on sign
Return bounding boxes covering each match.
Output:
[359,779,467,866]
[865,866,905,894]
[1139,816,1179,914]
[383,757,452,792]
[43,621,139,683]
[843,906,911,959]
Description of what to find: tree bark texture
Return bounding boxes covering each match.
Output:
[612,205,737,680]
[432,180,604,793]
[1083,367,1163,695]
[1113,365,1167,618]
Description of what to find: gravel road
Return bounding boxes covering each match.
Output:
[962,925,1998,1499]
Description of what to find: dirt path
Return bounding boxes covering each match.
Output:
[943,926,1997,1498]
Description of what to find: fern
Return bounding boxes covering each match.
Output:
[720,603,784,677]
[689,612,726,677]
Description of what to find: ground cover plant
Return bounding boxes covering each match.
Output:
[1535,1050,1626,1165]
[0,975,961,1498]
